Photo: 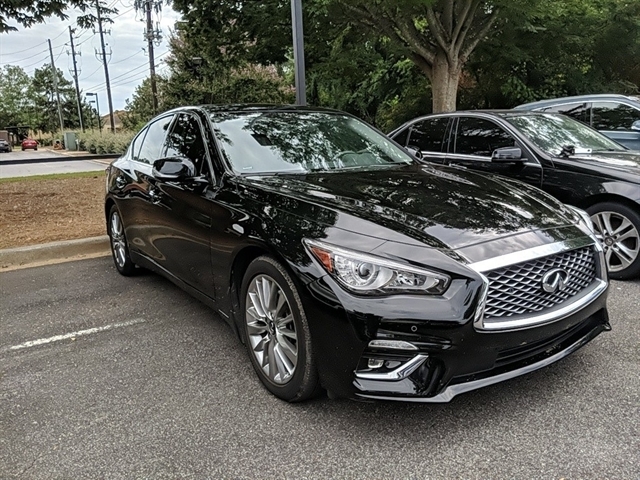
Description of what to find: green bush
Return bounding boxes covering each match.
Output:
[77,131,135,155]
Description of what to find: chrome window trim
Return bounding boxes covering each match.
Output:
[469,237,607,332]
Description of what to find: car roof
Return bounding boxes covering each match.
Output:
[515,94,640,110]
[196,104,345,119]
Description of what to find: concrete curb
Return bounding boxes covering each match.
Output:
[0,236,111,271]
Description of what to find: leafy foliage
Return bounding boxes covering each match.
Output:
[77,130,135,154]
[0,64,94,133]
[0,0,90,32]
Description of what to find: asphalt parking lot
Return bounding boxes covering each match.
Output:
[1,256,638,479]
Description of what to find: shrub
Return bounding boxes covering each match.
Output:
[77,131,135,155]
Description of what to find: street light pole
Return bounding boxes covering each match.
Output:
[87,93,102,134]
[291,0,306,106]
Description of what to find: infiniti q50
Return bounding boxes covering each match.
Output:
[105,105,609,402]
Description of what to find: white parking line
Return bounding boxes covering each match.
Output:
[2,318,146,353]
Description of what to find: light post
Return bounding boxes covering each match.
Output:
[86,93,102,134]
[291,0,306,105]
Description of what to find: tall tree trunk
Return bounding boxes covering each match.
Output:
[430,51,460,113]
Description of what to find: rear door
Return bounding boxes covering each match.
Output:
[126,114,176,261]
[447,116,543,187]
[111,116,172,258]
[146,112,215,294]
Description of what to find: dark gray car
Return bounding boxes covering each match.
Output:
[515,94,640,150]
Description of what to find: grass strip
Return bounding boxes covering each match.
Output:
[0,170,105,184]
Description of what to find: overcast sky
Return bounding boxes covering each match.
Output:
[0,1,181,111]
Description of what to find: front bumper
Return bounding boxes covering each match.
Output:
[300,265,609,403]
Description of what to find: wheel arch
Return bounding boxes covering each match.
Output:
[578,193,640,214]
[228,244,294,343]
[105,197,116,228]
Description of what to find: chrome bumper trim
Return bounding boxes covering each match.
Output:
[356,322,605,403]
[354,354,428,381]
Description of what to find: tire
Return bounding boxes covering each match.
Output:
[34,147,37,151]
[587,201,640,280]
[240,256,321,402]
[107,205,136,276]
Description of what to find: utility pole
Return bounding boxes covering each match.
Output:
[291,0,307,106]
[68,26,85,132]
[96,0,115,133]
[47,39,65,133]
[135,0,162,113]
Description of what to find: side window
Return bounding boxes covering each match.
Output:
[591,102,640,130]
[407,118,450,153]
[454,117,515,157]
[392,127,409,147]
[129,126,148,161]
[137,115,174,164]
[164,113,208,173]
[543,102,588,124]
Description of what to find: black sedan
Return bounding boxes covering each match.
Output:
[390,111,640,279]
[106,105,609,403]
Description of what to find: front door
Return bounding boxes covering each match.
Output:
[590,101,640,151]
[446,116,543,187]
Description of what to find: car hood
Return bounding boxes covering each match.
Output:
[567,151,640,178]
[241,164,580,250]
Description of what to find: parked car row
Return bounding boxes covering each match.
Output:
[515,94,640,151]
[105,104,618,404]
[389,110,640,279]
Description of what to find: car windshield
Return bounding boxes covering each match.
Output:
[210,111,415,174]
[505,113,626,155]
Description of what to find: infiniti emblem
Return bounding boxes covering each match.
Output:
[541,268,570,294]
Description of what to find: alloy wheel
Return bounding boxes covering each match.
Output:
[245,274,298,385]
[591,211,640,273]
[110,211,127,269]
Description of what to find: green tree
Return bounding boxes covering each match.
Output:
[1,0,93,32]
[330,0,544,112]
[31,65,88,133]
[0,65,34,128]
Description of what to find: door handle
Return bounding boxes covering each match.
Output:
[149,188,162,204]
[115,176,126,189]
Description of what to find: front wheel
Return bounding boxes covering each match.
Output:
[588,202,640,279]
[108,205,136,276]
[240,256,321,402]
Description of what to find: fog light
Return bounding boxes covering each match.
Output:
[368,339,418,351]
[368,358,384,369]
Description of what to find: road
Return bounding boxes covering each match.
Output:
[1,257,638,479]
[0,149,108,178]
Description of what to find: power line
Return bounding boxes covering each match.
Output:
[111,48,144,65]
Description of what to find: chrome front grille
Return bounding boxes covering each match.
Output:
[483,247,597,319]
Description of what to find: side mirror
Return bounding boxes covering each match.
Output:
[152,156,196,181]
[631,120,640,132]
[406,146,423,160]
[491,147,523,162]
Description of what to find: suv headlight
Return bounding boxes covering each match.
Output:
[304,240,450,295]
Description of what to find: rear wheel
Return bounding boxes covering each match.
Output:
[587,202,640,279]
[108,205,136,276]
[240,256,321,402]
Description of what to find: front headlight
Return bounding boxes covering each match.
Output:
[304,239,450,295]
[567,205,595,234]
